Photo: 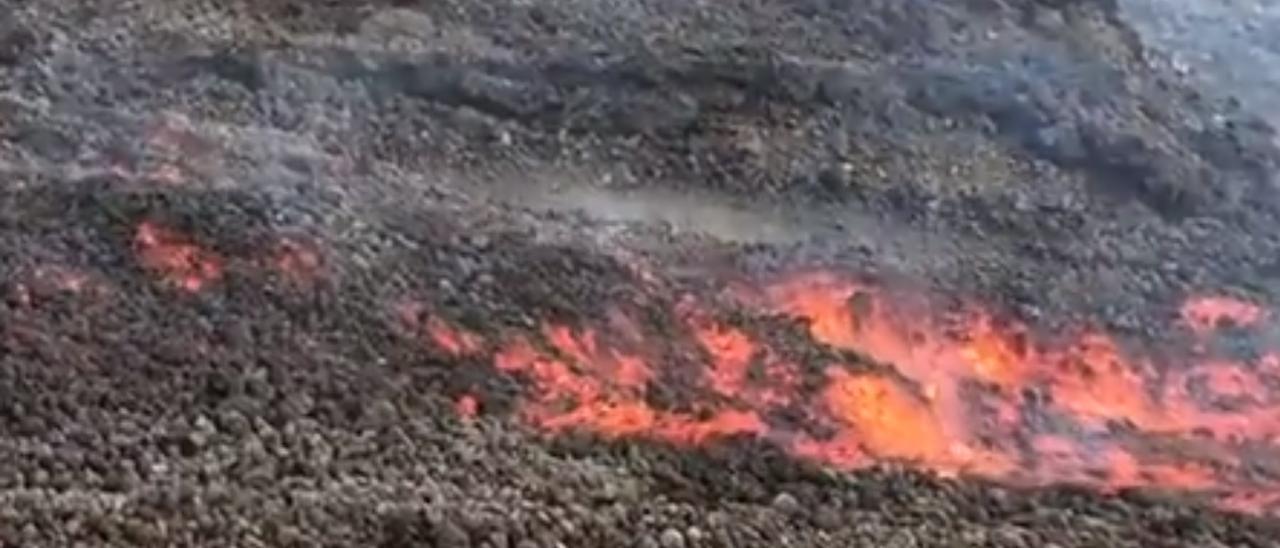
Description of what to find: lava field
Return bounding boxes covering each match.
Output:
[3,0,1280,546]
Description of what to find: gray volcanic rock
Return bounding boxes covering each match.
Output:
[0,0,1279,546]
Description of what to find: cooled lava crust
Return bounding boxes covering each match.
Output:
[3,0,1280,546]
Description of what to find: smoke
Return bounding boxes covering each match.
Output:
[471,174,812,244]
[1119,0,1280,123]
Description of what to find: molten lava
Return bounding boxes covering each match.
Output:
[132,221,336,291]
[133,221,224,291]
[1181,296,1264,334]
[455,394,480,419]
[491,326,769,445]
[420,270,1280,515]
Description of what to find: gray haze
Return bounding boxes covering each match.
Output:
[1121,0,1280,123]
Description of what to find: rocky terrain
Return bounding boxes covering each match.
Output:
[2,0,1280,545]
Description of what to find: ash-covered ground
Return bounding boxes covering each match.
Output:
[3,0,1280,546]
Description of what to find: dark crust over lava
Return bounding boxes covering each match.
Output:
[2,0,1280,546]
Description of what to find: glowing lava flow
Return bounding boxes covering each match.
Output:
[421,270,1280,515]
[131,221,330,290]
[491,325,770,445]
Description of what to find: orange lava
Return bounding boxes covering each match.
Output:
[688,313,799,407]
[133,222,223,291]
[492,326,767,445]
[422,270,1280,515]
[821,369,952,462]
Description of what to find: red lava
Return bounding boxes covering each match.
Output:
[425,317,484,357]
[133,221,224,292]
[418,270,1280,515]
[1181,296,1265,334]
[455,394,480,419]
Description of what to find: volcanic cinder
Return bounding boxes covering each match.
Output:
[2,0,1280,546]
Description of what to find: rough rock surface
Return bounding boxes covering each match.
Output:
[1,0,1280,546]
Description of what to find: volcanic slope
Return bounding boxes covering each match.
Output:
[2,0,1280,546]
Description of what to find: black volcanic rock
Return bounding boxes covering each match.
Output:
[0,0,1279,546]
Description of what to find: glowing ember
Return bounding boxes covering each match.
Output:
[271,238,323,283]
[133,221,224,291]
[1181,296,1265,334]
[426,317,484,357]
[18,265,95,297]
[421,270,1280,515]
[455,394,480,419]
